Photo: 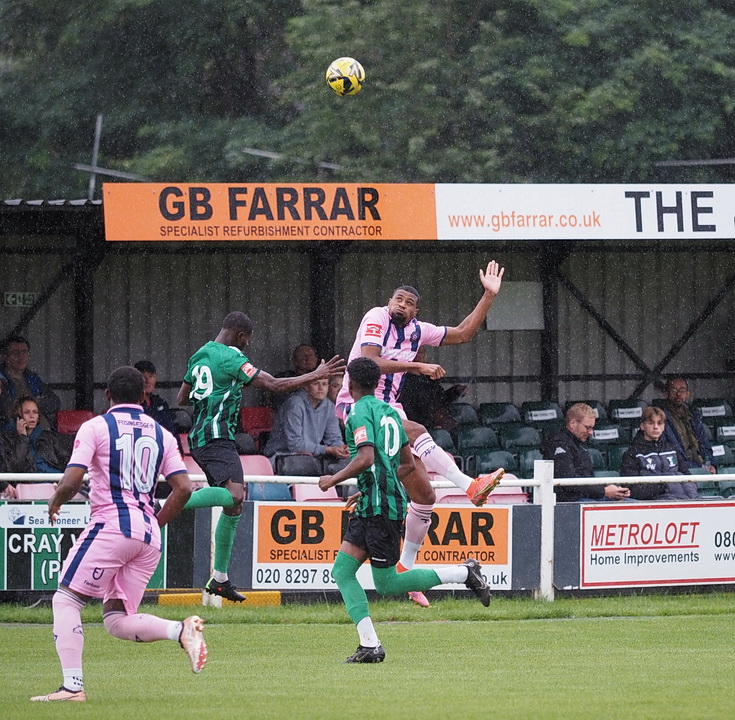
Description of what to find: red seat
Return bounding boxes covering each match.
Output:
[56,410,95,435]
[292,483,341,502]
[239,406,275,451]
[239,406,275,434]
[16,483,57,500]
[239,454,275,478]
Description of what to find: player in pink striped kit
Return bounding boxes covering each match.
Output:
[335,261,505,607]
[31,366,206,703]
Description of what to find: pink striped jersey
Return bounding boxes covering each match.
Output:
[336,306,447,410]
[67,404,187,551]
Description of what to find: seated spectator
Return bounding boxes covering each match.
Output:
[133,360,178,438]
[268,344,321,409]
[264,378,349,468]
[619,405,699,500]
[0,396,73,498]
[0,334,61,429]
[541,402,631,502]
[328,373,344,405]
[660,377,715,474]
[276,344,319,378]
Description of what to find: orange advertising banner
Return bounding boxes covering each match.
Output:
[255,504,508,565]
[103,183,437,242]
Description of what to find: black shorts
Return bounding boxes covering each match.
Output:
[190,439,244,487]
[343,514,404,569]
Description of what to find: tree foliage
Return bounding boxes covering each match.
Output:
[1,0,733,197]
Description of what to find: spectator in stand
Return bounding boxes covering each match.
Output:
[541,402,631,502]
[264,378,349,468]
[660,377,715,475]
[0,396,73,498]
[133,360,179,440]
[268,344,321,409]
[0,334,61,429]
[328,373,344,405]
[619,405,698,500]
[276,344,320,378]
[0,372,8,427]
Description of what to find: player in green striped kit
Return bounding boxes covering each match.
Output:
[178,311,345,602]
[319,357,491,663]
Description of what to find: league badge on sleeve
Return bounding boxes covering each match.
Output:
[354,426,368,444]
[241,362,258,379]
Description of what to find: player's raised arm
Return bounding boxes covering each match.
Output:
[252,355,346,394]
[443,260,505,346]
[361,345,447,381]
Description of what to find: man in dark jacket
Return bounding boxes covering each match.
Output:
[620,405,699,499]
[660,377,714,474]
[541,402,630,502]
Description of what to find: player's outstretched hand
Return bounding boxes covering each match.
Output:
[315,355,347,378]
[479,260,505,296]
[318,475,334,491]
[48,498,62,526]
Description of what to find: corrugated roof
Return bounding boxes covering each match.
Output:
[2,199,102,207]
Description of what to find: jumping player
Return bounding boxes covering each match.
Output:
[32,366,205,702]
[335,260,505,606]
[320,358,492,663]
[177,311,345,602]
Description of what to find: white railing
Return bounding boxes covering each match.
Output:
[4,462,735,603]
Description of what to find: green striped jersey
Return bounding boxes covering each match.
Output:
[345,394,409,520]
[184,341,260,449]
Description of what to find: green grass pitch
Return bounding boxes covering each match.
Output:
[3,594,734,719]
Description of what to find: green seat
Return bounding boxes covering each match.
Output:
[585,447,606,471]
[456,425,499,454]
[693,398,733,420]
[608,399,647,427]
[470,449,519,477]
[498,425,542,452]
[589,423,627,448]
[478,402,522,427]
[565,400,608,422]
[606,444,629,472]
[521,401,564,432]
[447,402,479,427]
[519,448,543,479]
[429,428,456,454]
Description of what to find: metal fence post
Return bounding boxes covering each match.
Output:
[534,459,555,601]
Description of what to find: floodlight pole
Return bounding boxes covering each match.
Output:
[88,114,103,201]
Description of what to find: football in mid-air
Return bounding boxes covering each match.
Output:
[325,57,365,96]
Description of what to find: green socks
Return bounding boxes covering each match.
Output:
[371,565,441,596]
[213,513,242,574]
[332,551,370,625]
[183,486,235,510]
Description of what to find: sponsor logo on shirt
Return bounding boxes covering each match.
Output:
[554,446,566,455]
[241,362,258,378]
[365,323,382,339]
[354,426,368,444]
